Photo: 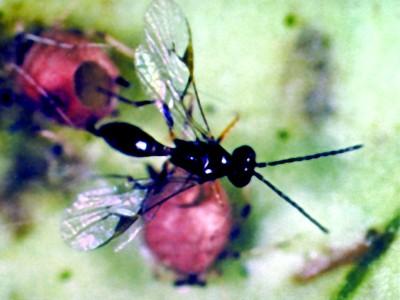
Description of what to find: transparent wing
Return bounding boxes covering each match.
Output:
[135,0,210,139]
[61,169,201,252]
[60,183,149,251]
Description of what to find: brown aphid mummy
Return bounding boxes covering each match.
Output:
[13,29,119,128]
[144,179,232,279]
[295,230,377,281]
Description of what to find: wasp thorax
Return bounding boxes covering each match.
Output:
[228,145,256,187]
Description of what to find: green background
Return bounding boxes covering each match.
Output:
[0,0,399,299]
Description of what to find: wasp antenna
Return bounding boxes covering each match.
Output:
[253,172,329,234]
[256,144,363,168]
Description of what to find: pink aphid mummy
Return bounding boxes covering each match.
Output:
[144,179,232,277]
[13,29,119,128]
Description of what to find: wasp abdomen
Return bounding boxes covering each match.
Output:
[97,122,171,157]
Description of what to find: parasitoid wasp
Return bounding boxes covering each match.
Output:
[61,0,362,253]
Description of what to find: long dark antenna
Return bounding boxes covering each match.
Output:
[253,172,329,233]
[256,144,363,168]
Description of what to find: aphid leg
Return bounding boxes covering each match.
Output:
[9,64,75,127]
[217,248,241,260]
[22,32,108,49]
[146,164,161,181]
[22,33,69,48]
[114,76,131,88]
[38,129,75,157]
[96,86,155,108]
[103,33,135,58]
[146,162,174,188]
[240,203,252,219]
[174,273,206,287]
[160,161,177,181]
[216,113,240,143]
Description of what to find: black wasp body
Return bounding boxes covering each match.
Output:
[97,122,255,187]
[94,116,361,235]
[62,0,362,254]
[89,0,363,234]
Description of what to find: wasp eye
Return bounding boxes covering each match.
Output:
[232,145,256,163]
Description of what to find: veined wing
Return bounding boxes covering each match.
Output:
[60,182,148,251]
[61,169,201,251]
[135,0,210,139]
